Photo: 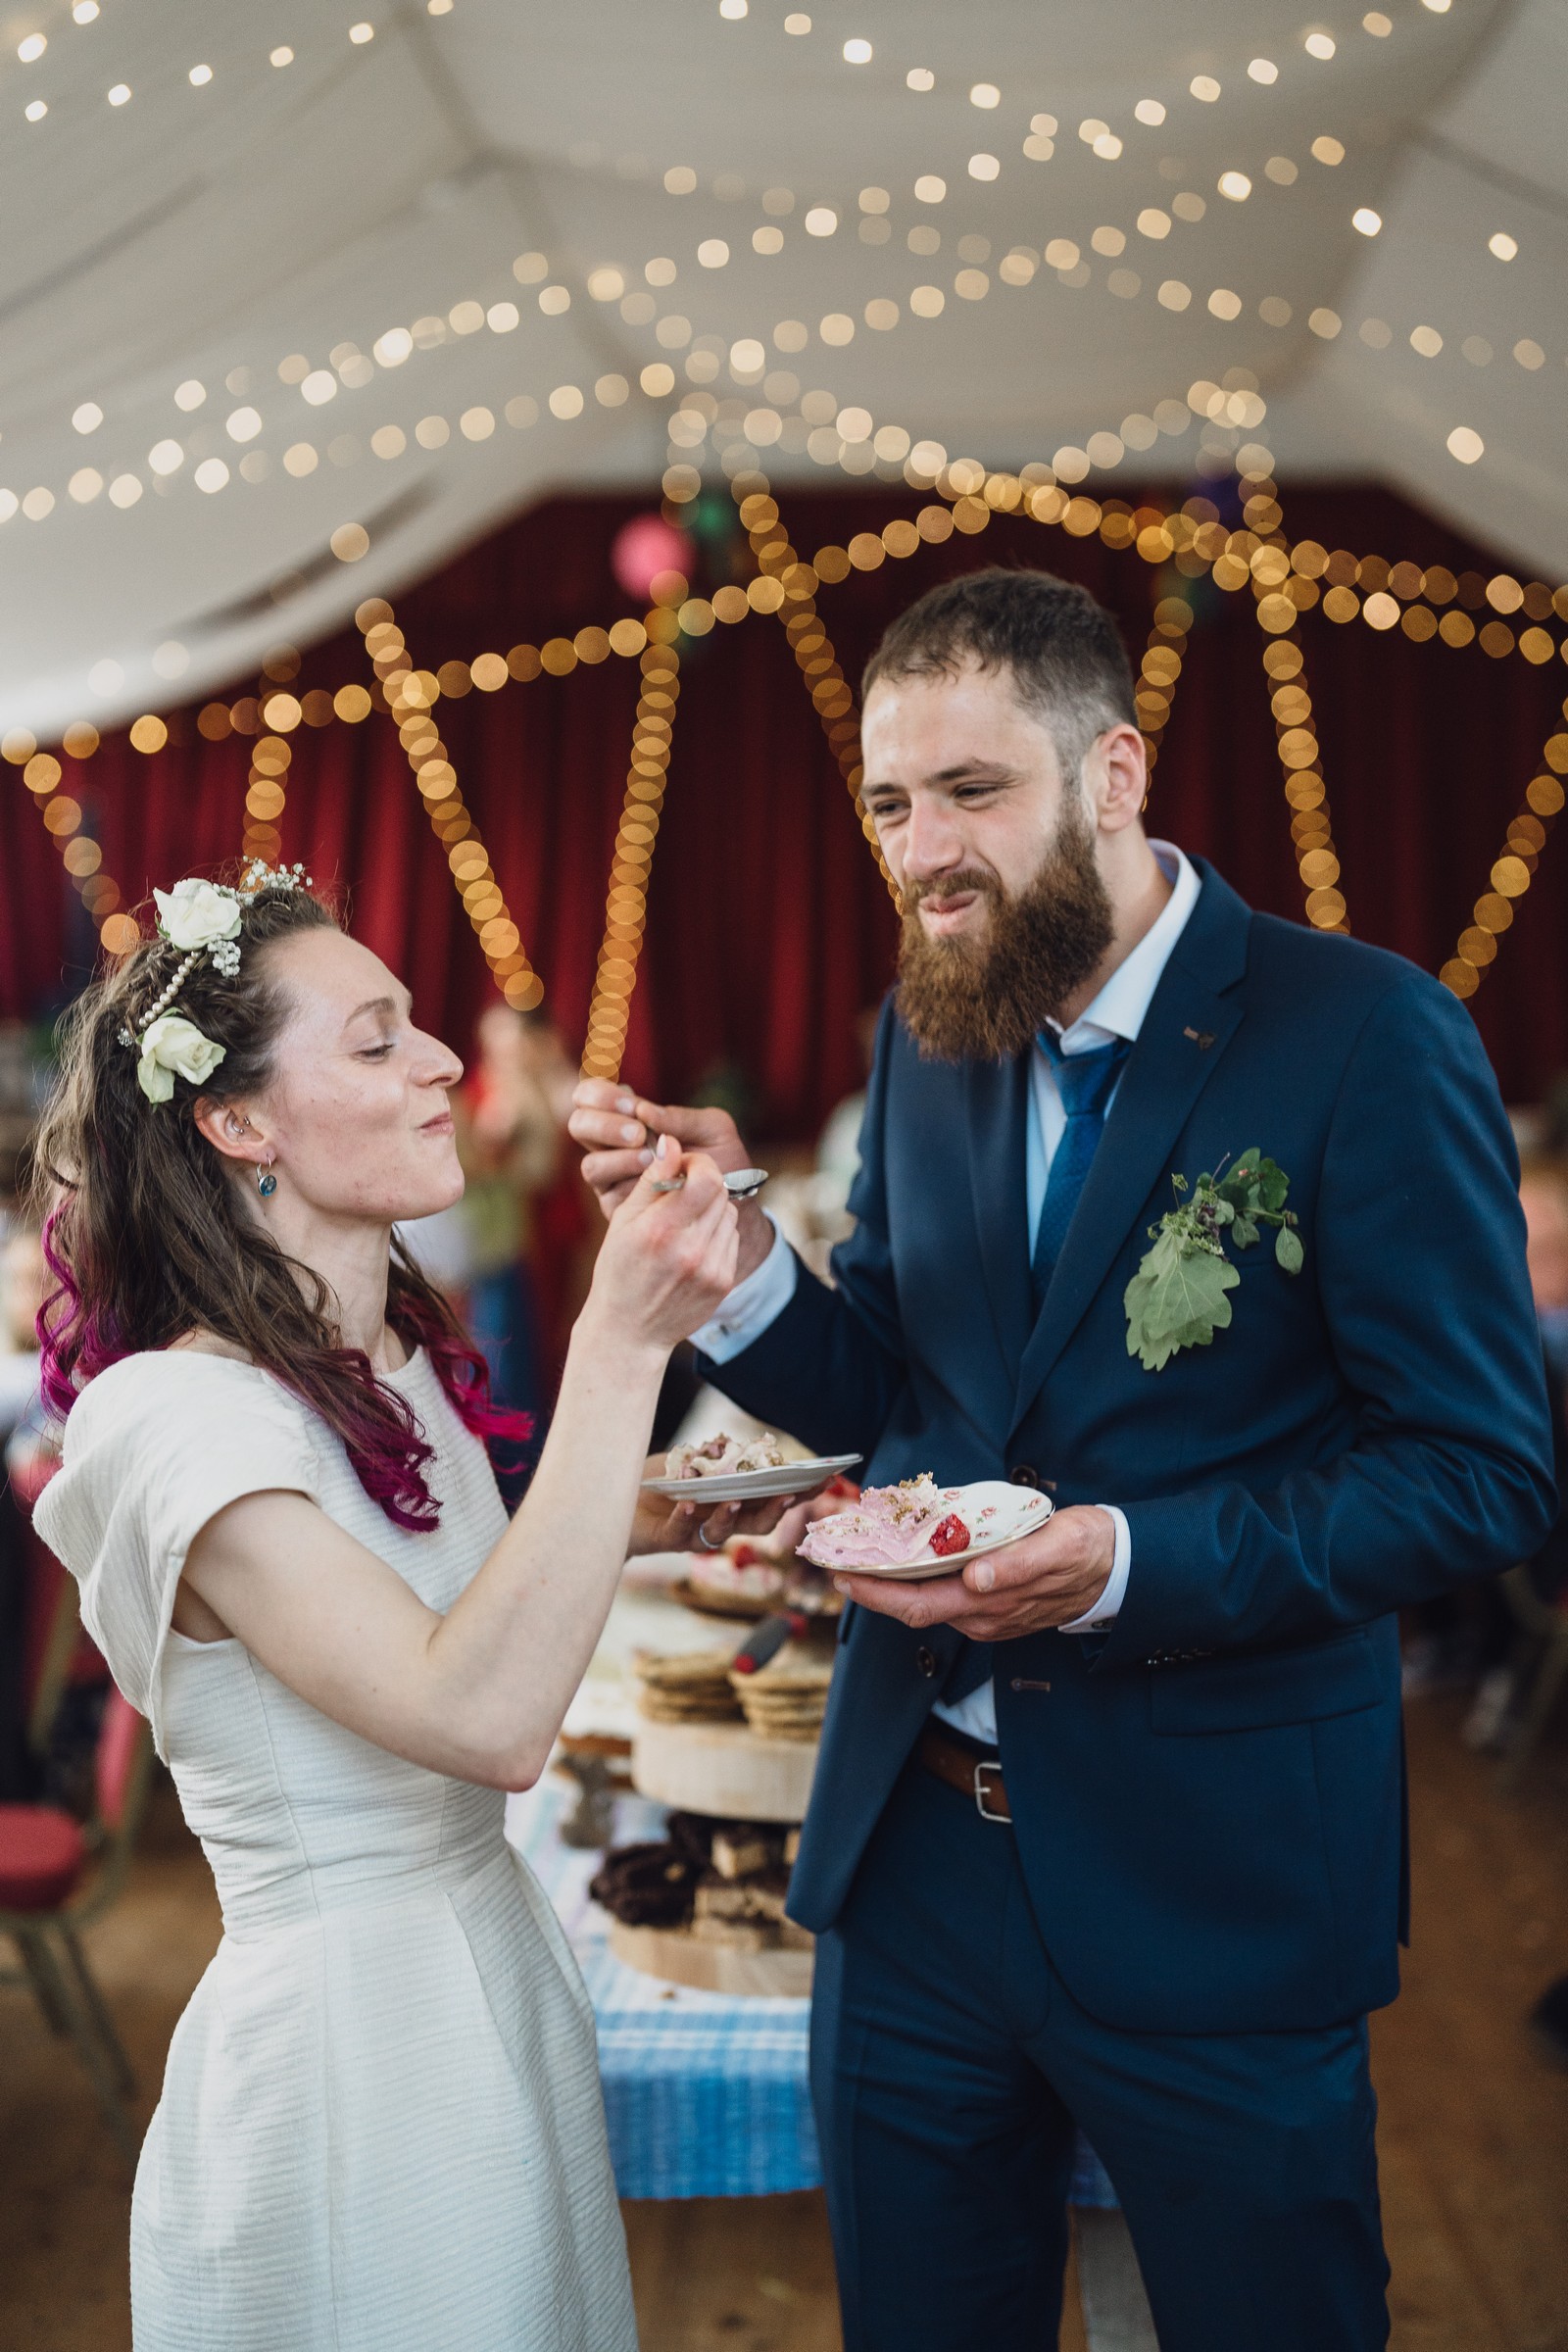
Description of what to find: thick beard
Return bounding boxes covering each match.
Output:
[895,796,1115,1063]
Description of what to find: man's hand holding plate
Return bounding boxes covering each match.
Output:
[831,1504,1116,1642]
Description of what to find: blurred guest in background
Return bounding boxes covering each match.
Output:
[1461,1160,1568,1751]
[813,1005,881,1226]
[1514,1161,1568,2066]
[2,1210,106,1811]
[0,1210,46,1437]
[398,1005,588,1474]
[519,1007,581,1135]
[0,1203,46,1798]
[519,1011,597,1385]
[1521,1160,1568,1383]
[458,1001,564,1422]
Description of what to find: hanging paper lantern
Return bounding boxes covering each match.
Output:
[612,512,695,601]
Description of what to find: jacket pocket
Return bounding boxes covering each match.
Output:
[1149,1628,1385,1735]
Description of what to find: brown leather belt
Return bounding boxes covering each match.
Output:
[918,1723,1012,1824]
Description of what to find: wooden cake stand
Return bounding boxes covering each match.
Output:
[616,1716,820,1995]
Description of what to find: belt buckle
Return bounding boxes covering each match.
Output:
[973,1759,1008,1824]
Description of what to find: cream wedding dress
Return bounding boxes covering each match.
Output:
[36,1348,637,2352]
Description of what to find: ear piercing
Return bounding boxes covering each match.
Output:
[257,1158,277,1199]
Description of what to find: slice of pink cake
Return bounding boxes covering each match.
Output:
[796,1474,964,1570]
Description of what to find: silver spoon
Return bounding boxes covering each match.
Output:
[649,1165,770,1199]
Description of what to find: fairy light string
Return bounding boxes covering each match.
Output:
[24,394,1568,772]
[580,604,684,1082]
[7,0,1550,546]
[352,596,543,1010]
[240,667,297,869]
[1,717,140,953]
[1258,627,1350,933]
[10,431,1564,996]
[1132,596,1195,793]
[17,78,1565,561]
[1439,702,1568,1001]
[731,479,902,906]
[241,729,291,865]
[1234,472,1352,934]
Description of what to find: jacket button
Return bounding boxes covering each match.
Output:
[916,1645,938,1679]
[1009,1465,1041,1490]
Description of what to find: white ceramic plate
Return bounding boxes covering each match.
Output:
[800,1480,1054,1582]
[641,1453,862,1504]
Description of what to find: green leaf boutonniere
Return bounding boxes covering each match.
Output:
[1124,1149,1304,1373]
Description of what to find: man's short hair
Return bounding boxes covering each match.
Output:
[860,565,1138,777]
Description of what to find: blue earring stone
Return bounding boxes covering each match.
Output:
[258,1169,277,1198]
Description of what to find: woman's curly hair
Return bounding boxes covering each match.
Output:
[31,872,530,1529]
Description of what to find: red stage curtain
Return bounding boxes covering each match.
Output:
[3,482,1563,1135]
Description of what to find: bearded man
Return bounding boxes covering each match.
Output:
[571,567,1554,2352]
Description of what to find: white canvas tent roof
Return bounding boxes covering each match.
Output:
[1,0,1562,735]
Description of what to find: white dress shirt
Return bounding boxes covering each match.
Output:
[694,843,1201,1745]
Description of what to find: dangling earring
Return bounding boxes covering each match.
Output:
[257,1158,277,1199]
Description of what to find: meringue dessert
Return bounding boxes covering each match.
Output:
[796,1475,972,1571]
[666,1431,787,1480]
[686,1547,788,1605]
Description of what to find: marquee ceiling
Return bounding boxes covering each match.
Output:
[2,0,1563,736]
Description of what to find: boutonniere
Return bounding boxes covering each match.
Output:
[1124,1150,1304,1372]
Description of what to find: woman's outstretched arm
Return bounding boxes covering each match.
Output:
[179,1142,738,1788]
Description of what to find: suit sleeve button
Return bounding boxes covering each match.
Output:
[916,1645,938,1678]
[1008,1465,1041,1490]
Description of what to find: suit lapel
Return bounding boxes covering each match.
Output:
[1009,864,1252,1432]
[965,1050,1034,1392]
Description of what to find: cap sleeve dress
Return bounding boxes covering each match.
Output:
[34,1348,635,2352]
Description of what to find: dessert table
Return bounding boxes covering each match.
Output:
[504,1566,1118,2210]
[508,1775,821,2198]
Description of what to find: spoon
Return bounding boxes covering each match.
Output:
[649,1165,770,1200]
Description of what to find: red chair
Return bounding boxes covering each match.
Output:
[0,1683,154,2162]
[21,1517,109,1763]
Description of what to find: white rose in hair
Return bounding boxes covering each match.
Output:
[136,1013,226,1105]
[154,877,242,954]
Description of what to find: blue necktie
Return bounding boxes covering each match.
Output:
[1030,1030,1132,1305]
[941,1030,1131,1711]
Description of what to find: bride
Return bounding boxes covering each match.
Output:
[32,864,754,2352]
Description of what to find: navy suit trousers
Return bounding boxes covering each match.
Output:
[810,1758,1391,2352]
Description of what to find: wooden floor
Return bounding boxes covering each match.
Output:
[2,1696,1563,2352]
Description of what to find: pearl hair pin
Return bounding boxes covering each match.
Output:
[118,861,315,1091]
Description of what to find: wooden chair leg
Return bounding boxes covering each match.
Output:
[73,2034,143,2169]
[24,1926,142,2167]
[61,1924,137,2098]
[14,1924,75,2036]
[1498,1625,1568,1794]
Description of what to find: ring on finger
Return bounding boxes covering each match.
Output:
[648,1174,687,1194]
[697,1522,726,1550]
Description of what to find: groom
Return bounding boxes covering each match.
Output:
[572,567,1554,2350]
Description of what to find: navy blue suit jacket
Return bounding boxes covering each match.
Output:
[701,862,1555,2034]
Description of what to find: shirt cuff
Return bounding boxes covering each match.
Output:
[1057,1504,1130,1634]
[690,1218,798,1362]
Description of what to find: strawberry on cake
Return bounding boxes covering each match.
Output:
[796,1475,970,1571]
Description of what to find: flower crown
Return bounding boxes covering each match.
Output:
[118,860,313,1105]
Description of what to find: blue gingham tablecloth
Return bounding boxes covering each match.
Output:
[507,1777,1117,2208]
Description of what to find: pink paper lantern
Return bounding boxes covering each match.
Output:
[612,512,695,602]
